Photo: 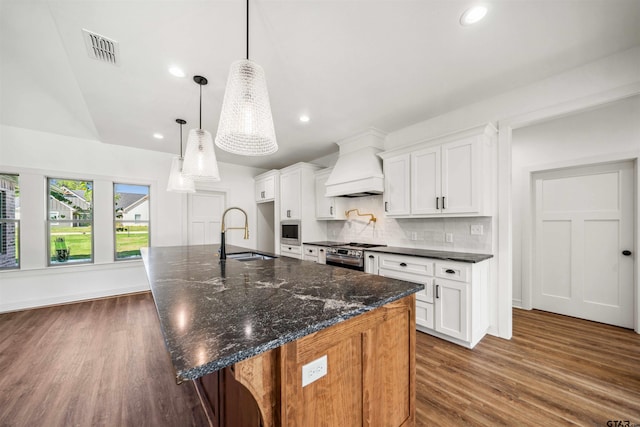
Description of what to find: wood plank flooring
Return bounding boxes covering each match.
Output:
[1,293,639,426]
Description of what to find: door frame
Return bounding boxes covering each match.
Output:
[497,82,640,337]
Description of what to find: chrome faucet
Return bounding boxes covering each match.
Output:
[219,207,249,260]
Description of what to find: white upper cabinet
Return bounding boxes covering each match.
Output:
[280,167,302,219]
[380,123,496,218]
[382,153,411,216]
[255,170,278,203]
[315,168,346,220]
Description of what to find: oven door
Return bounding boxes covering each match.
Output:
[326,254,364,271]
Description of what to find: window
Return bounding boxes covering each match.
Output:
[0,174,19,270]
[114,183,149,260]
[47,178,93,265]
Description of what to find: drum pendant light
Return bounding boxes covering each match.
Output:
[182,75,221,181]
[167,119,196,193]
[215,0,278,156]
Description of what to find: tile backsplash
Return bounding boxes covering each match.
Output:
[326,195,493,254]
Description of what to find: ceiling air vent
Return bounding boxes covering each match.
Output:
[82,29,119,65]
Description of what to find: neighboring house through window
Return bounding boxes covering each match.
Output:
[114,183,150,260]
[47,178,93,265]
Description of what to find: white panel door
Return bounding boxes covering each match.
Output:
[533,161,635,328]
[441,137,478,214]
[187,191,225,245]
[411,146,441,215]
[434,279,469,341]
[280,169,301,219]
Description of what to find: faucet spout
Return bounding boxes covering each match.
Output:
[219,207,249,260]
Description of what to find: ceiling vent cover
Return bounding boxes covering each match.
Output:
[82,29,119,65]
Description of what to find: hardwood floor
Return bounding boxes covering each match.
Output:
[1,294,639,426]
[0,293,207,427]
[416,309,640,426]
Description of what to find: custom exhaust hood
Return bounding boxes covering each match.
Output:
[325,129,385,198]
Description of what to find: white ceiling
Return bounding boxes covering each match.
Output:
[1,0,639,170]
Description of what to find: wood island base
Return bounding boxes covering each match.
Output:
[194,294,416,427]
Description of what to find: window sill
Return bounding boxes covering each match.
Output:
[0,259,143,278]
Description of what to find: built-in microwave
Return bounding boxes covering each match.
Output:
[280,220,301,246]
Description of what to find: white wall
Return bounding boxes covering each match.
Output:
[0,124,262,312]
[511,95,640,308]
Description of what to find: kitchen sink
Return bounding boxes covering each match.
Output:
[226,252,277,261]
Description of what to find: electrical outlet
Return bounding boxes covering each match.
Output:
[302,355,327,387]
[445,233,453,243]
[470,224,483,235]
[411,231,418,241]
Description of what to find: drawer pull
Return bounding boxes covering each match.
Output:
[445,269,455,274]
[400,262,407,267]
[368,255,375,259]
[436,284,440,299]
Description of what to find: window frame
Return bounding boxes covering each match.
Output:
[113,183,150,262]
[0,173,20,270]
[46,177,94,266]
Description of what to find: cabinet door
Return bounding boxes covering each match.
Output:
[364,252,378,274]
[411,146,441,215]
[315,173,335,219]
[280,169,301,219]
[441,137,479,214]
[416,300,434,330]
[434,279,469,341]
[263,175,275,200]
[255,178,266,202]
[383,154,411,216]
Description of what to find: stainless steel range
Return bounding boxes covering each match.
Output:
[325,243,386,271]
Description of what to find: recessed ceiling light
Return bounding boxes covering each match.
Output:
[299,115,310,123]
[460,5,488,26]
[153,133,164,139]
[169,66,185,78]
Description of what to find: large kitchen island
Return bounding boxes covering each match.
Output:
[141,244,423,427]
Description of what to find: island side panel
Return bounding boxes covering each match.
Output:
[281,294,416,427]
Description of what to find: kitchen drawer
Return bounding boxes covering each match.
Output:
[379,267,430,285]
[416,300,434,330]
[280,244,302,259]
[435,261,470,283]
[416,279,434,303]
[378,254,434,276]
[303,246,318,257]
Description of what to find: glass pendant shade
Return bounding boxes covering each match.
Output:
[182,129,221,181]
[166,157,195,193]
[215,59,278,156]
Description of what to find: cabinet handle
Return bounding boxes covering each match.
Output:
[400,262,407,267]
[436,284,440,299]
[445,269,455,274]
[368,255,375,259]
[384,202,389,212]
[443,196,446,209]
[622,250,632,256]
[287,209,291,218]
[261,191,265,198]
[330,206,333,215]
[436,197,439,209]
[320,249,324,252]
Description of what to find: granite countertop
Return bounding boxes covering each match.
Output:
[141,244,423,383]
[364,246,493,263]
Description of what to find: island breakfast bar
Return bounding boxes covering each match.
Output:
[142,244,424,427]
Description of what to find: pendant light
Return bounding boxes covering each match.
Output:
[167,119,196,193]
[215,0,278,156]
[182,75,221,181]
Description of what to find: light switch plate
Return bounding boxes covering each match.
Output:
[302,355,327,387]
[445,233,453,243]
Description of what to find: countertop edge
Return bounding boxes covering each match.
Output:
[175,286,422,382]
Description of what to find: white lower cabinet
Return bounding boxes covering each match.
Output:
[303,245,327,264]
[280,244,302,260]
[373,253,489,348]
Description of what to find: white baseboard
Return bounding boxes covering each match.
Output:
[0,284,150,314]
